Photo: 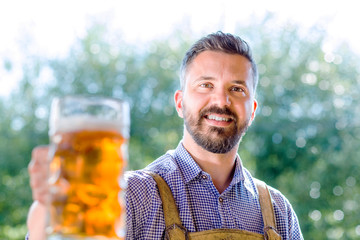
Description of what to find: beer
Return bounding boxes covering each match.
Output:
[47,96,129,240]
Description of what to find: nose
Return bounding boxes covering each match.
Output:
[212,89,231,107]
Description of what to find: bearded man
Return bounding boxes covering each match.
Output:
[125,32,303,239]
[27,32,303,240]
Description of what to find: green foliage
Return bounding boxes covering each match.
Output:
[1,16,359,239]
[44,24,189,169]
[238,17,360,239]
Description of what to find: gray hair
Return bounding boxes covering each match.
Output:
[179,31,258,92]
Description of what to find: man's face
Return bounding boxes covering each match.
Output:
[175,50,257,154]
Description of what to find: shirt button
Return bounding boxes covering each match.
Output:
[219,197,224,203]
[201,175,207,180]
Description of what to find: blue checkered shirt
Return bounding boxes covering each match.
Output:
[126,142,303,239]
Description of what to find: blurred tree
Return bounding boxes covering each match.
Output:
[0,55,48,239]
[237,15,360,239]
[0,15,359,240]
[44,24,190,169]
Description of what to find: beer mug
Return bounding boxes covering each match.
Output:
[47,96,129,240]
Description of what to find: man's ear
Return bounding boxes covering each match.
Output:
[249,99,258,126]
[174,90,184,118]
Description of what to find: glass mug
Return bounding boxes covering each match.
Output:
[46,96,130,240]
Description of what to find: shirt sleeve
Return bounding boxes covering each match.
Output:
[125,171,166,240]
[270,187,304,240]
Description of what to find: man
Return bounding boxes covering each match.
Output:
[27,32,303,239]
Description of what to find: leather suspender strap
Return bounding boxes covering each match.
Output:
[254,179,281,240]
[146,172,280,240]
[146,172,188,240]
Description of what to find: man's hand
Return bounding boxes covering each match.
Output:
[27,145,50,240]
[28,145,50,204]
[27,201,46,240]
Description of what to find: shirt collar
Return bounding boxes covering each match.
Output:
[234,156,256,196]
[230,156,245,185]
[171,142,203,184]
[171,142,249,188]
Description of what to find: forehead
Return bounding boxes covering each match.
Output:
[185,50,253,82]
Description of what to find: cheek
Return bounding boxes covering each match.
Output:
[235,102,253,120]
[245,103,253,115]
[183,92,205,112]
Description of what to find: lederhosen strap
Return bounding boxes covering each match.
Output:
[147,172,281,240]
[147,172,188,240]
[253,179,281,239]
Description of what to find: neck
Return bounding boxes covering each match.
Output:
[182,132,239,193]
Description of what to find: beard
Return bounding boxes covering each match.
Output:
[183,104,250,154]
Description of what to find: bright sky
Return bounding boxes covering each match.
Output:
[0,0,359,96]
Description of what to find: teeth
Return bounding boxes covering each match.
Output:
[207,115,231,122]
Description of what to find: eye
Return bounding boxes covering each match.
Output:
[230,86,245,92]
[199,83,213,88]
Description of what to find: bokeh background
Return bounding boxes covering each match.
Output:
[1,0,359,239]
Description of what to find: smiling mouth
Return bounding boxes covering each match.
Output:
[205,114,234,122]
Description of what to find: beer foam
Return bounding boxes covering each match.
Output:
[50,116,129,137]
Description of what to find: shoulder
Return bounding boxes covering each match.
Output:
[265,184,296,217]
[124,170,165,239]
[242,168,303,238]
[260,182,303,239]
[124,151,178,202]
[241,167,294,212]
[145,151,179,176]
[125,170,157,197]
[268,185,303,238]
[124,153,179,239]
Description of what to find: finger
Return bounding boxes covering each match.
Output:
[29,146,49,171]
[29,170,48,190]
[29,146,49,181]
[29,146,50,204]
[32,186,50,204]
[29,146,49,185]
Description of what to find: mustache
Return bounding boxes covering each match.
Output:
[199,106,237,120]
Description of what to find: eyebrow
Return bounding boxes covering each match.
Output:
[232,80,248,86]
[194,76,215,82]
[194,76,248,85]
